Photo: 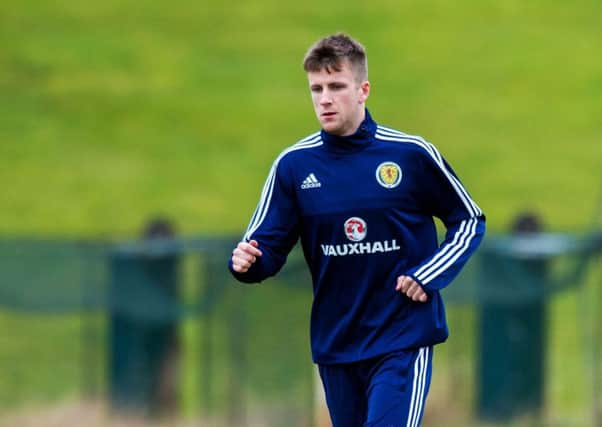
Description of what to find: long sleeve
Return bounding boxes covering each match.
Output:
[229,154,300,283]
[405,143,486,291]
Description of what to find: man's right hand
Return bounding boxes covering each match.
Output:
[231,240,262,273]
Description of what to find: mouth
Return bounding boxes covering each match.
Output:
[321,112,337,118]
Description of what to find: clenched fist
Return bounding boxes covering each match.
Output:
[395,275,428,302]
[231,240,262,273]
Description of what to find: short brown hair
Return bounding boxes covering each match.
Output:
[303,33,368,82]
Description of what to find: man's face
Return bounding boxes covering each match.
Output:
[307,61,370,136]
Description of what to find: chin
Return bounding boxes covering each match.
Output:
[322,122,342,135]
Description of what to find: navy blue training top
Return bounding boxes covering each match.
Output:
[229,110,486,364]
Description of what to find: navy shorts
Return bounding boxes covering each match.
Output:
[318,347,433,427]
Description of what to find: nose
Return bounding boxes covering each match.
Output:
[319,89,333,106]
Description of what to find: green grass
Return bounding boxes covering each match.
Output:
[1,0,601,237]
[0,312,87,407]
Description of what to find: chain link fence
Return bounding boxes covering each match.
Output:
[0,229,601,426]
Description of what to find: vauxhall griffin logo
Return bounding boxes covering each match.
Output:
[320,217,402,257]
[344,217,367,242]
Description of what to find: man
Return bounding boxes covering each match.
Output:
[229,33,485,427]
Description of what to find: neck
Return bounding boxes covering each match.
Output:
[341,107,366,136]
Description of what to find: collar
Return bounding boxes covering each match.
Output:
[320,109,377,153]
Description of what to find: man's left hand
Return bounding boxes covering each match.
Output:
[396,275,428,302]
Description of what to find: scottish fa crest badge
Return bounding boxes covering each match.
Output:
[376,161,402,188]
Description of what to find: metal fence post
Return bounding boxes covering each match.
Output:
[108,219,180,416]
[477,213,547,421]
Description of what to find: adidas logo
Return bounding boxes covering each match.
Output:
[301,173,322,189]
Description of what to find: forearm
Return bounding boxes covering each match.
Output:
[407,215,486,291]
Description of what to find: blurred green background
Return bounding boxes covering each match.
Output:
[2,0,601,236]
[1,0,601,426]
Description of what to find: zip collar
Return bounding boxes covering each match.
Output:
[320,109,377,153]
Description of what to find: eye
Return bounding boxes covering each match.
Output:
[310,86,322,93]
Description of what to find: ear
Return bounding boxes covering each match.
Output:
[359,80,370,103]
